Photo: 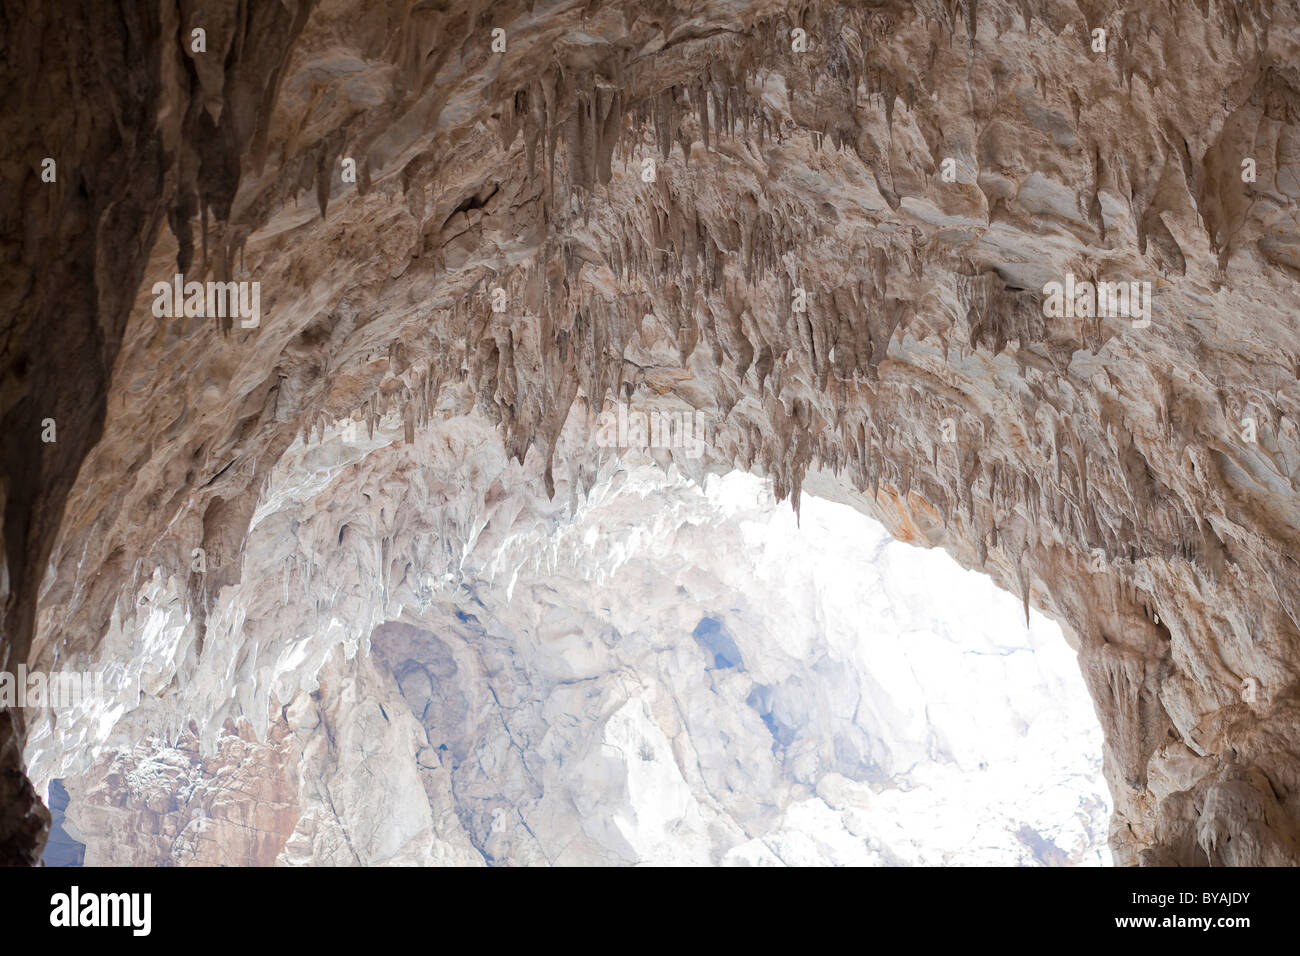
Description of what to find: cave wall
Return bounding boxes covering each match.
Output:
[0,0,316,865]
[4,0,1300,864]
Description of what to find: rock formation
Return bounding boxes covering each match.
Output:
[39,466,1112,865]
[4,0,1300,865]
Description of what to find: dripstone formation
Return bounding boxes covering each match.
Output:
[3,0,1300,865]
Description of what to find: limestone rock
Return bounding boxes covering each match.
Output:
[4,0,1300,865]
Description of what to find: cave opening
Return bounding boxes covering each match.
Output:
[26,429,1110,865]
[2,0,1299,889]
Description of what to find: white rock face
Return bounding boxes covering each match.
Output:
[35,412,1108,865]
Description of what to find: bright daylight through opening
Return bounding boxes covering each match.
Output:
[28,439,1109,866]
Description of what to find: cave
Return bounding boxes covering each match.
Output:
[25,464,1112,865]
[3,0,1300,869]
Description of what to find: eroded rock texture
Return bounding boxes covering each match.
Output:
[4,0,1300,865]
[43,465,1111,865]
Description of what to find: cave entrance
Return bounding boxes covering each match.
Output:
[363,462,1112,865]
[486,467,1114,865]
[30,427,1112,867]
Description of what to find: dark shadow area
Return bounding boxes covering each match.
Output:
[692,616,744,670]
[39,779,84,867]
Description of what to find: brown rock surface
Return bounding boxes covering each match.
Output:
[63,718,300,867]
[4,0,1300,865]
